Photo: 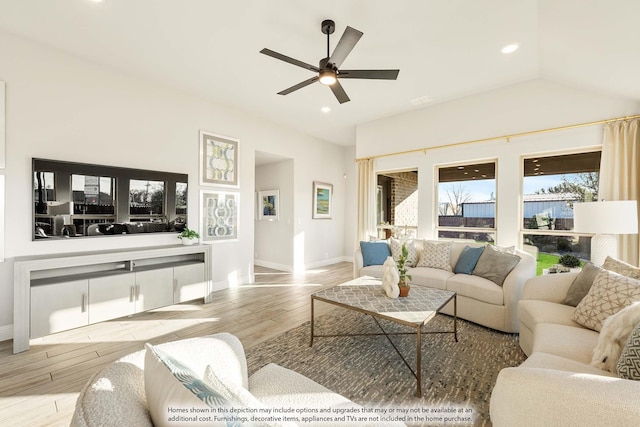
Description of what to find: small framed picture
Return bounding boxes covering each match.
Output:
[200,190,238,241]
[199,130,239,187]
[258,190,279,221]
[312,181,332,219]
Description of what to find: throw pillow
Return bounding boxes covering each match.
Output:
[617,322,640,380]
[603,256,640,280]
[415,240,453,271]
[144,343,228,427]
[472,244,520,286]
[453,245,485,275]
[389,238,418,267]
[572,269,640,332]
[359,241,390,267]
[203,365,264,409]
[563,262,602,307]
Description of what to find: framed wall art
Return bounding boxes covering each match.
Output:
[199,130,239,187]
[201,190,238,241]
[258,190,279,221]
[312,181,333,219]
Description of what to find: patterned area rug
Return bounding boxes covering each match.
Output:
[246,308,526,426]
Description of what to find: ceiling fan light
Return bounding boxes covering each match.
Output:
[319,70,337,86]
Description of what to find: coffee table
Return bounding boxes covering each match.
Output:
[310,276,457,397]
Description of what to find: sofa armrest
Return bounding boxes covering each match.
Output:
[521,272,579,303]
[490,367,640,427]
[500,250,536,331]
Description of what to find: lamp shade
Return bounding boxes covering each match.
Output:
[574,200,638,235]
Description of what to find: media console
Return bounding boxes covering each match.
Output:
[13,244,212,353]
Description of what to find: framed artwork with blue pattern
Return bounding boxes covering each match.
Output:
[199,130,239,187]
[201,190,238,241]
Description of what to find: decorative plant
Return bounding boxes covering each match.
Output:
[396,243,412,287]
[558,254,580,268]
[178,227,200,240]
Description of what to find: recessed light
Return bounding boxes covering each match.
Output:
[90,0,104,3]
[501,43,519,54]
[321,107,331,113]
[457,166,464,170]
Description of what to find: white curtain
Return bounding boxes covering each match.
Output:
[599,118,640,265]
[356,158,377,244]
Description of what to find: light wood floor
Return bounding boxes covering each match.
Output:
[0,262,353,427]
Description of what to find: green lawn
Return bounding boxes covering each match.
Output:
[536,253,559,276]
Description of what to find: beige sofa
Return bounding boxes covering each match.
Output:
[490,272,640,426]
[72,333,403,427]
[354,241,536,333]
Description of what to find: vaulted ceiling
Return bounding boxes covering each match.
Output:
[0,0,638,146]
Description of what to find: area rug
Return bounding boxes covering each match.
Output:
[245,307,526,426]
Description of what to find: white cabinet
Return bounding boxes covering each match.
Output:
[135,267,174,312]
[174,263,205,303]
[89,273,136,323]
[31,279,89,338]
[14,244,212,353]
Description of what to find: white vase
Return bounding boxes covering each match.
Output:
[381,256,400,298]
[181,237,197,246]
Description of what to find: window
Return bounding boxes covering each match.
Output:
[33,171,55,213]
[176,182,187,217]
[376,170,418,239]
[129,179,165,220]
[437,161,496,243]
[72,175,115,213]
[521,151,600,273]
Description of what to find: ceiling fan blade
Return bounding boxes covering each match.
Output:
[260,48,320,72]
[277,76,319,95]
[328,26,363,68]
[329,80,350,104]
[338,69,400,80]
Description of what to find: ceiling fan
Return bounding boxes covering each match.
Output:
[260,19,400,104]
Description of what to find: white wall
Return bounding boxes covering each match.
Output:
[356,79,640,247]
[255,159,294,270]
[0,30,349,338]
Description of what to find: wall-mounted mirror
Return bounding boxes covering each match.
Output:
[33,158,188,240]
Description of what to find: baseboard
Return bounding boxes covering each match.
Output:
[254,259,293,272]
[212,274,254,291]
[303,256,353,269]
[0,324,12,342]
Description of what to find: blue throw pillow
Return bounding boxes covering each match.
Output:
[454,245,485,274]
[360,241,391,267]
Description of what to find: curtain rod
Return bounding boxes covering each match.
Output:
[355,113,640,162]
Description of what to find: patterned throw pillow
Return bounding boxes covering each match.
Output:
[572,269,640,332]
[617,322,640,380]
[144,343,229,427]
[415,240,453,271]
[603,256,640,280]
[389,238,418,267]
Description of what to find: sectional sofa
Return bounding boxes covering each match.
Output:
[491,263,640,426]
[354,239,536,333]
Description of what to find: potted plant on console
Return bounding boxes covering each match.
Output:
[178,227,200,245]
[397,243,412,297]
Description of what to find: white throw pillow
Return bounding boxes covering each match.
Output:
[572,270,640,332]
[415,240,453,271]
[144,343,228,427]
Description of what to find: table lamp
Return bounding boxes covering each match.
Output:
[573,200,638,266]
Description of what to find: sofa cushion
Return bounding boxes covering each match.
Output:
[447,274,503,305]
[453,245,485,274]
[472,244,520,286]
[617,322,640,380]
[359,241,390,267]
[359,264,385,278]
[572,269,640,331]
[144,343,228,426]
[415,240,452,271]
[521,352,617,377]
[603,256,640,280]
[519,300,582,331]
[532,323,599,365]
[563,262,602,307]
[389,238,418,267]
[409,267,453,290]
